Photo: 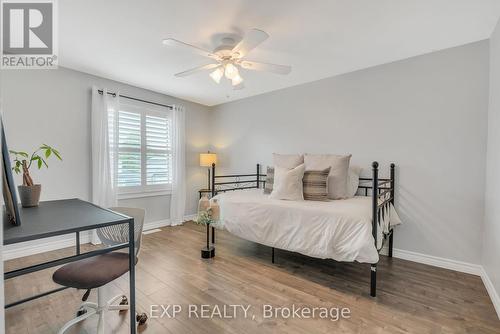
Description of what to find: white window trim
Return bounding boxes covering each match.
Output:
[117,187,172,200]
[116,100,172,198]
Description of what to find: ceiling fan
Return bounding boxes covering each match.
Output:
[162,29,292,90]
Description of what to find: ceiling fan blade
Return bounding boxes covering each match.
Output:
[174,63,220,77]
[239,60,291,75]
[232,29,269,58]
[163,38,219,60]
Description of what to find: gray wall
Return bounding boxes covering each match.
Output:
[1,67,211,223]
[210,41,489,265]
[0,42,493,268]
[484,20,500,302]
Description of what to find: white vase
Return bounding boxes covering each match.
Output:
[198,195,210,214]
[210,199,220,221]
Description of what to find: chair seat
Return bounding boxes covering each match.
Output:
[53,253,135,289]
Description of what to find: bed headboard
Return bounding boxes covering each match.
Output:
[210,163,266,197]
[209,162,395,201]
[209,162,396,251]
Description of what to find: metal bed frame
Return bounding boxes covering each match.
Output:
[207,161,396,297]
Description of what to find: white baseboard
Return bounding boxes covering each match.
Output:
[384,247,482,276]
[381,246,499,320]
[183,214,197,222]
[480,267,500,319]
[143,214,196,230]
[143,219,171,231]
[3,214,197,260]
[142,229,162,235]
[3,232,93,261]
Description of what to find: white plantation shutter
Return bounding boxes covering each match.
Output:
[118,111,141,187]
[116,101,172,196]
[146,115,172,185]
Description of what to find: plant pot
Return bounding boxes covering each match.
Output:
[18,184,41,208]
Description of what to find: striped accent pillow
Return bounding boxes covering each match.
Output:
[303,167,331,201]
[264,167,274,194]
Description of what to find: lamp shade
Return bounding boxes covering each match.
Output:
[200,152,217,167]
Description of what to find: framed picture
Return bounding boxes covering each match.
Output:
[2,119,21,226]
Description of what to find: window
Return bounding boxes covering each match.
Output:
[111,101,172,198]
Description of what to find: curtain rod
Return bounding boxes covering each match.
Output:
[97,89,173,110]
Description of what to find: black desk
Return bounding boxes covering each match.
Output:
[4,198,137,334]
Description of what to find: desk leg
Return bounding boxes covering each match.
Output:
[75,232,80,255]
[128,219,136,334]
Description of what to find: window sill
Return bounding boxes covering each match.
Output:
[117,189,172,200]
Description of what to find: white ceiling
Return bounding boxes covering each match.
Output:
[60,0,500,106]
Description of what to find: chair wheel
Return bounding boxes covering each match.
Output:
[76,308,87,317]
[136,313,148,325]
[119,296,128,306]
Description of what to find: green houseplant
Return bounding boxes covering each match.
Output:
[10,144,62,207]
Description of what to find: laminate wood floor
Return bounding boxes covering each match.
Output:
[4,222,500,333]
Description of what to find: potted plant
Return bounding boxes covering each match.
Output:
[10,144,62,207]
[197,208,216,226]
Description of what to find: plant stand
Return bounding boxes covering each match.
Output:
[201,223,215,258]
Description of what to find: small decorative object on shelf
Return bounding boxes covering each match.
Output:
[196,200,218,259]
[10,144,62,208]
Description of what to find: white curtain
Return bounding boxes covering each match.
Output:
[170,104,186,225]
[91,86,119,242]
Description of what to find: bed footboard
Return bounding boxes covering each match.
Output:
[361,161,396,297]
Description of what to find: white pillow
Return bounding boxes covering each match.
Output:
[269,164,305,201]
[304,154,351,200]
[346,166,362,198]
[273,153,304,169]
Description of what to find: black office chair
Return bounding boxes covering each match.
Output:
[52,207,147,334]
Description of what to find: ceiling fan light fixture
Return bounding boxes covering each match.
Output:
[209,67,224,84]
[224,63,239,79]
[165,29,291,91]
[231,74,243,86]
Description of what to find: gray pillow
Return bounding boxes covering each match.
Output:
[346,166,362,198]
[269,164,305,201]
[304,154,352,200]
[264,167,274,194]
[272,153,304,169]
[303,167,331,201]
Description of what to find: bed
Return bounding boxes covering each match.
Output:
[204,162,399,297]
[214,188,400,264]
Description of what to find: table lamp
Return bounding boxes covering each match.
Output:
[200,151,217,189]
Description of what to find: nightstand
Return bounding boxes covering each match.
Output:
[198,188,212,199]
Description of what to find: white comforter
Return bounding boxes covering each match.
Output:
[213,189,401,263]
